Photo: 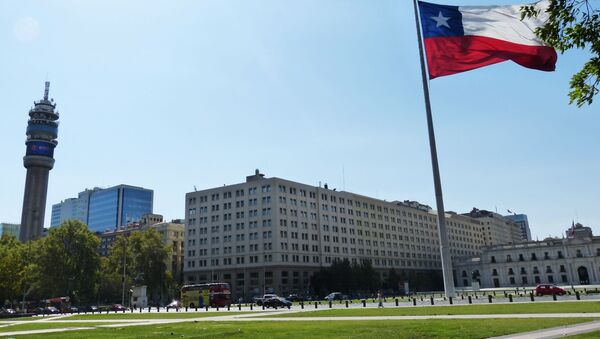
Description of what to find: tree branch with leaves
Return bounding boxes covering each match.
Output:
[523,0,599,106]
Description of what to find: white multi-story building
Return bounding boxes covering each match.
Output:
[462,208,523,246]
[455,223,600,288]
[183,170,486,297]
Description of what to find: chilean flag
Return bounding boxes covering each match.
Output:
[418,0,557,79]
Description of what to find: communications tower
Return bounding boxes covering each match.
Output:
[19,82,59,242]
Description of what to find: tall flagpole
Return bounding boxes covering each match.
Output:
[412,0,455,298]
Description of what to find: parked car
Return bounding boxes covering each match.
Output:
[254,294,278,306]
[0,308,16,316]
[166,300,181,310]
[60,306,79,313]
[324,292,347,301]
[263,297,292,308]
[43,307,60,314]
[110,304,127,311]
[80,305,99,313]
[534,284,566,296]
[286,294,303,302]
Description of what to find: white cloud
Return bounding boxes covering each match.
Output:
[13,17,40,43]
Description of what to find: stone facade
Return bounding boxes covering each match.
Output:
[184,170,487,299]
[455,223,600,288]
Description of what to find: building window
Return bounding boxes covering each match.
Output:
[561,275,568,283]
[548,275,554,283]
[534,276,541,284]
[518,254,524,261]
[509,277,515,285]
[576,249,583,258]
[558,251,564,259]
[490,256,496,263]
[531,253,537,261]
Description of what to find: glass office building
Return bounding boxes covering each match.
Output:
[51,185,153,233]
[0,223,20,238]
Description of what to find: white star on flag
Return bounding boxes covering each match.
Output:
[431,11,451,29]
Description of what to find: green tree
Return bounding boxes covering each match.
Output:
[104,229,169,304]
[36,220,101,304]
[0,235,24,306]
[128,228,169,303]
[523,0,600,106]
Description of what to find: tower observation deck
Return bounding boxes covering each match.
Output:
[20,81,59,242]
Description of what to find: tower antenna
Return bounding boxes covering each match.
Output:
[44,81,50,101]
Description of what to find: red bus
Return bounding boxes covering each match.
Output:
[181,283,231,308]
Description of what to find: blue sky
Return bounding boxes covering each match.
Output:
[0,0,597,240]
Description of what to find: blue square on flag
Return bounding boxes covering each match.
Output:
[418,2,464,38]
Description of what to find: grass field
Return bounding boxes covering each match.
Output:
[66,311,252,320]
[0,322,103,333]
[13,318,596,338]
[270,301,600,317]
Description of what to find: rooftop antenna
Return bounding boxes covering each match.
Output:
[43,81,50,101]
[194,185,197,192]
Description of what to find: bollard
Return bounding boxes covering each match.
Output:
[553,293,557,301]
[239,304,242,311]
[362,299,366,308]
[216,306,219,312]
[430,297,434,305]
[509,294,513,302]
[262,304,265,310]
[315,302,318,309]
[576,291,581,300]
[250,304,253,310]
[301,302,304,309]
[488,295,492,303]
[206,305,209,311]
[468,296,472,304]
[139,307,142,313]
[227,304,230,311]
[412,298,416,306]
[345,300,349,308]
[449,297,453,305]
[329,301,332,308]
[530,293,535,302]
[395,298,399,307]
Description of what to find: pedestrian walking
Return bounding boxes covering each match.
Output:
[377,291,384,308]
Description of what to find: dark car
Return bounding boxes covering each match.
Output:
[286,294,303,302]
[44,307,60,314]
[60,306,79,313]
[263,297,292,308]
[534,284,566,296]
[81,305,99,313]
[0,308,16,316]
[110,304,127,311]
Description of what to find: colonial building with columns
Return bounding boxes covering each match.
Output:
[454,223,600,288]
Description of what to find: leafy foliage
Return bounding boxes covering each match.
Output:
[35,220,101,304]
[522,0,600,106]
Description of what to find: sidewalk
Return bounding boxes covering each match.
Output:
[491,320,600,339]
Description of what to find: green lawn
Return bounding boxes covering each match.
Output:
[270,301,600,317]
[66,311,252,320]
[16,318,597,338]
[0,322,102,333]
